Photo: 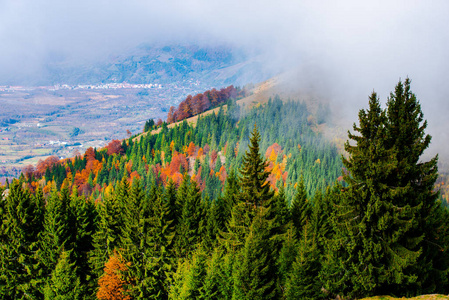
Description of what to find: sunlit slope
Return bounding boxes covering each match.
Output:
[135,74,346,152]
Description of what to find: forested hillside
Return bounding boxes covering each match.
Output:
[1,79,448,299]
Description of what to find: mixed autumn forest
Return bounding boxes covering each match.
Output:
[1,79,448,299]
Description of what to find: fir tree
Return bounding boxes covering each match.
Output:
[290,177,312,237]
[239,123,273,208]
[119,179,153,298]
[89,190,122,282]
[174,178,206,258]
[276,223,298,296]
[232,209,278,300]
[69,186,96,289]
[169,248,208,300]
[222,170,240,222]
[0,180,41,298]
[200,249,225,300]
[37,185,71,294]
[384,78,449,294]
[144,187,175,299]
[285,222,324,300]
[323,81,448,297]
[44,250,82,300]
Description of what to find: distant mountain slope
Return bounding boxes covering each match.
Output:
[42,44,272,86]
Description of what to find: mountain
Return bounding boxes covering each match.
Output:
[40,44,273,86]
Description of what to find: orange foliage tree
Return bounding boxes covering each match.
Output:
[216,165,227,184]
[35,155,60,177]
[166,85,241,124]
[186,142,196,157]
[97,251,132,300]
[105,140,124,156]
[22,165,35,180]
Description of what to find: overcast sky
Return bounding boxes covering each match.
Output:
[1,0,448,155]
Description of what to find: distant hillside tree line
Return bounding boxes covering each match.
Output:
[167,85,247,124]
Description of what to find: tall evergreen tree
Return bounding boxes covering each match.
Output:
[290,177,312,238]
[37,185,71,294]
[69,186,96,290]
[323,81,448,298]
[276,224,298,296]
[119,179,154,298]
[144,186,175,299]
[44,250,82,300]
[174,178,206,258]
[285,222,324,300]
[89,190,122,282]
[0,180,41,298]
[239,124,273,208]
[322,92,407,298]
[221,170,240,223]
[384,78,449,294]
[232,209,278,300]
[169,247,208,300]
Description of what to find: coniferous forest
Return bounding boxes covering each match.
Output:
[1,79,448,299]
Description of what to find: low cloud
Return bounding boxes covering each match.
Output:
[1,0,447,158]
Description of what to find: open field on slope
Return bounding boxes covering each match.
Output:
[135,75,331,141]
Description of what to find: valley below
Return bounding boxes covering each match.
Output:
[0,81,211,180]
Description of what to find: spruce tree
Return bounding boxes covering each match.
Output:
[285,222,324,300]
[145,187,175,299]
[323,80,448,297]
[239,123,273,208]
[0,180,41,298]
[221,124,276,252]
[44,250,81,300]
[69,186,96,290]
[222,170,240,223]
[290,177,312,238]
[384,78,449,294]
[38,186,71,281]
[232,209,278,300]
[276,224,298,296]
[323,92,406,298]
[174,178,206,258]
[89,190,122,281]
[200,249,225,300]
[270,186,290,231]
[119,179,153,298]
[169,248,208,300]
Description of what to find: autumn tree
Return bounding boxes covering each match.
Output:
[97,251,132,300]
[106,140,124,156]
